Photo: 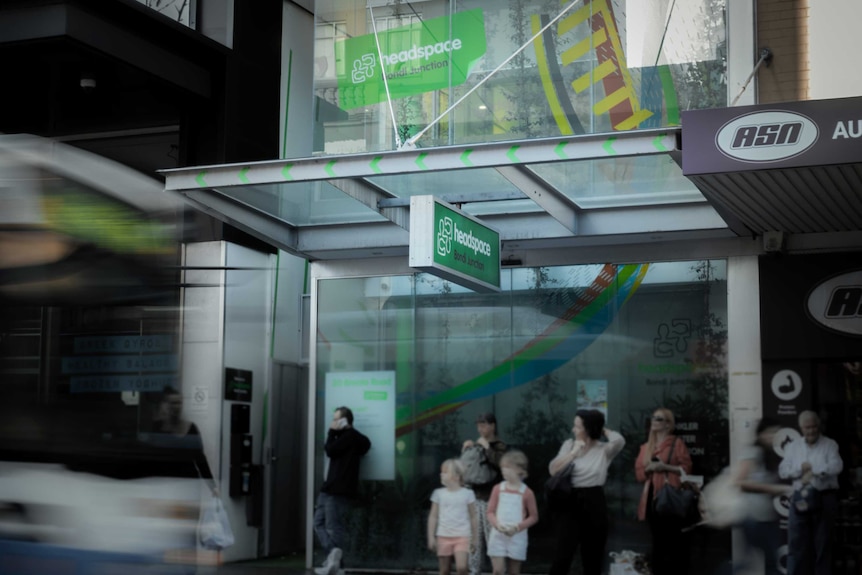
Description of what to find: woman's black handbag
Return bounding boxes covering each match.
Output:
[544,462,573,503]
[653,438,699,520]
[654,480,699,519]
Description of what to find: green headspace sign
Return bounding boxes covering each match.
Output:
[337,9,486,110]
[409,195,500,293]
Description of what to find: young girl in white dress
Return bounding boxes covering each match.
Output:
[428,459,479,575]
[486,450,539,575]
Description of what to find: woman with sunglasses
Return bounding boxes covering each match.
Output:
[635,408,693,575]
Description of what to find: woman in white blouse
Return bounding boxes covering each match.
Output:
[547,409,625,575]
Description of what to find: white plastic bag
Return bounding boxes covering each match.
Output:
[610,564,638,575]
[700,466,747,528]
[199,496,235,550]
[609,550,649,575]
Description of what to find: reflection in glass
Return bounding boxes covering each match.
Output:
[314,0,727,154]
[315,260,730,570]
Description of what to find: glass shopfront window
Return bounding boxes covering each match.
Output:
[315,260,730,571]
[313,0,727,153]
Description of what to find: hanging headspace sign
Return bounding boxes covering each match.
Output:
[409,195,500,293]
[337,9,486,110]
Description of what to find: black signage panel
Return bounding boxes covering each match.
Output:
[682,96,862,175]
[225,367,253,402]
[760,254,862,360]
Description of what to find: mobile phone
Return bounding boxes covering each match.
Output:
[651,457,660,462]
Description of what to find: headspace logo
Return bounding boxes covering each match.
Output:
[436,217,491,259]
[806,270,862,336]
[437,217,453,257]
[715,110,819,162]
[351,54,376,84]
[337,9,486,109]
[352,39,464,85]
[379,38,463,66]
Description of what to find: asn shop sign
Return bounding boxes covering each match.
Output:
[409,195,500,293]
[715,111,819,162]
[681,96,862,175]
[807,270,862,336]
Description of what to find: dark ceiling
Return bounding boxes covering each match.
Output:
[0,0,231,174]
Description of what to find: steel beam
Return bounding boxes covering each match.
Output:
[495,165,579,234]
[327,178,410,230]
[295,202,728,257]
[162,128,680,191]
[181,189,299,255]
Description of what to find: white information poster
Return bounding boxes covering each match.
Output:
[577,379,608,417]
[324,370,396,481]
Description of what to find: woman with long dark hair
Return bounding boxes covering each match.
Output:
[547,409,625,575]
[635,407,692,575]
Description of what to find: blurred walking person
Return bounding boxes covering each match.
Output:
[727,418,791,575]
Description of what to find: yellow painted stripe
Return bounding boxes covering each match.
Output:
[571,58,618,93]
[593,86,629,115]
[532,15,574,135]
[613,109,655,131]
[591,2,651,128]
[562,28,607,66]
[558,1,601,36]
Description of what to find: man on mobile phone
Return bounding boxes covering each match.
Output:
[314,406,372,575]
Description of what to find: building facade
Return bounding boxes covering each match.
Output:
[2,0,862,573]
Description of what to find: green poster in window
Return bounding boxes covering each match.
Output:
[337,9,486,110]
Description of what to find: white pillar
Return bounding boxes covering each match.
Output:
[727,255,763,573]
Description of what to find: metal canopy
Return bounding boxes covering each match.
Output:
[680,97,862,244]
[161,128,737,261]
[688,165,862,236]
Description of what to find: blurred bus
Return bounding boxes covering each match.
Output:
[0,135,217,573]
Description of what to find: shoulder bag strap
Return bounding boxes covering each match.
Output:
[665,436,678,465]
[662,436,678,482]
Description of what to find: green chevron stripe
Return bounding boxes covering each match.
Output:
[416,153,429,170]
[460,149,473,167]
[554,142,568,160]
[370,156,383,174]
[507,145,521,163]
[325,160,337,178]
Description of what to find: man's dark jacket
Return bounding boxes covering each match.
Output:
[321,426,371,497]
